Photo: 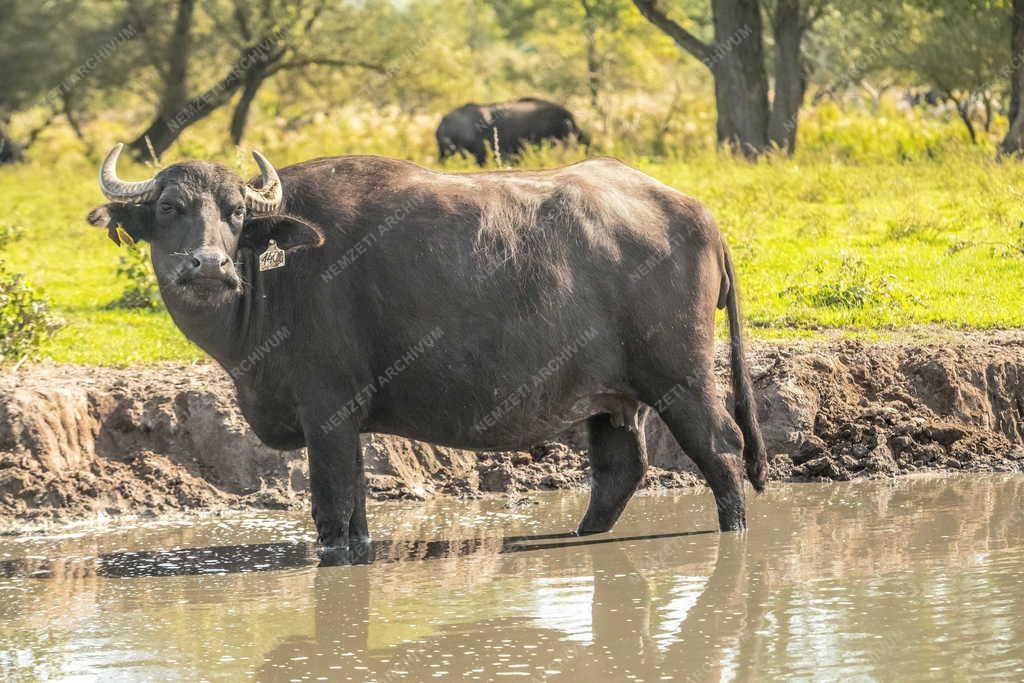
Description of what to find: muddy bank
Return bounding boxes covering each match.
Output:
[2,333,1023,526]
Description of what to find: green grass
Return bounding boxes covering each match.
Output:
[3,102,1024,364]
[639,150,1024,332]
[1,163,199,363]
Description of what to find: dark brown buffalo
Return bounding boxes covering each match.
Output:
[86,145,766,560]
[436,97,588,166]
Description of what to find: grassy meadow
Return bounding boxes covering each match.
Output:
[3,99,1024,365]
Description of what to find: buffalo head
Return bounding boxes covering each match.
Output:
[87,144,323,306]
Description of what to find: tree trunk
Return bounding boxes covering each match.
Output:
[22,107,58,151]
[709,0,770,157]
[632,0,776,158]
[0,126,21,164]
[62,92,86,143]
[1000,0,1024,156]
[950,94,977,144]
[229,68,267,145]
[581,0,601,111]
[129,44,276,160]
[127,0,195,160]
[128,117,185,161]
[767,0,805,154]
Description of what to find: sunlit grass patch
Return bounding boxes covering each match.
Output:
[2,103,1024,363]
[780,252,918,313]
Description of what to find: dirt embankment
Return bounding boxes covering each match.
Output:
[2,333,1023,526]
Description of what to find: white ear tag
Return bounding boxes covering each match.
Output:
[259,240,286,271]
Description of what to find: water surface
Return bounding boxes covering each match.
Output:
[2,475,1023,681]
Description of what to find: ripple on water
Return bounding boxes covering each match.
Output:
[2,476,1024,681]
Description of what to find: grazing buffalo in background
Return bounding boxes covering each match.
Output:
[436,97,588,166]
[900,88,948,109]
[87,144,767,560]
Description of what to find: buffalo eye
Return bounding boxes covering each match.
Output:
[231,206,245,222]
[159,201,182,216]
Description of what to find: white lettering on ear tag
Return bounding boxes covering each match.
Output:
[259,240,286,271]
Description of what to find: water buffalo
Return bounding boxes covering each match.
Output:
[436,97,587,166]
[86,144,767,559]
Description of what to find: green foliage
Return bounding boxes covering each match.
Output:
[0,261,63,363]
[891,2,1008,96]
[0,0,132,126]
[107,243,160,310]
[0,220,24,250]
[779,253,915,311]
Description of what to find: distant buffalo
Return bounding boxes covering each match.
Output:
[899,88,949,110]
[436,97,588,166]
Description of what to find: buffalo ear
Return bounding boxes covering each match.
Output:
[241,214,324,252]
[86,203,153,246]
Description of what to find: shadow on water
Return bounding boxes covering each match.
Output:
[0,529,717,579]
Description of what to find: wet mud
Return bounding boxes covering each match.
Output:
[2,332,1023,527]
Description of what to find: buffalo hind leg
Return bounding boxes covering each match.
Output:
[577,413,649,535]
[655,383,747,531]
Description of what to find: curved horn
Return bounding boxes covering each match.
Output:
[99,143,159,202]
[244,150,283,214]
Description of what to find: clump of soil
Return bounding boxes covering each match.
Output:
[745,336,1024,481]
[0,364,309,527]
[2,332,1023,527]
[0,364,697,528]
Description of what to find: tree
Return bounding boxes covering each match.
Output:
[581,0,603,110]
[799,2,903,110]
[766,0,823,153]
[886,1,1007,145]
[632,0,825,157]
[0,0,122,161]
[124,0,197,159]
[1001,0,1024,155]
[124,0,388,159]
[482,0,707,151]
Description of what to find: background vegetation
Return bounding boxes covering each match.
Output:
[1,0,1024,364]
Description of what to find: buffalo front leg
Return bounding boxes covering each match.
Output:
[304,423,369,556]
[577,413,649,535]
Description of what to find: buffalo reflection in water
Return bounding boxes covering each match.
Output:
[0,528,715,579]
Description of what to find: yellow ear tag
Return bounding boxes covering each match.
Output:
[115,226,135,247]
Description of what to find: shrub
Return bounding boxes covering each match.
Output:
[779,254,915,310]
[107,243,161,310]
[0,220,24,249]
[0,261,63,363]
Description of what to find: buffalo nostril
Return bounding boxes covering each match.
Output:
[218,256,229,267]
[189,255,201,269]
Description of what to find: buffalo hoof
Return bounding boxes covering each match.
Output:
[315,518,347,547]
[575,520,614,536]
[317,544,351,567]
[317,537,374,567]
[717,513,746,533]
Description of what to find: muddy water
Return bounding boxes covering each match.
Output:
[2,475,1024,682]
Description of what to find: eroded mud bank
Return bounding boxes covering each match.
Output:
[2,333,1023,526]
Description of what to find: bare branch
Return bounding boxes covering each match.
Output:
[268,57,388,77]
[632,0,711,64]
